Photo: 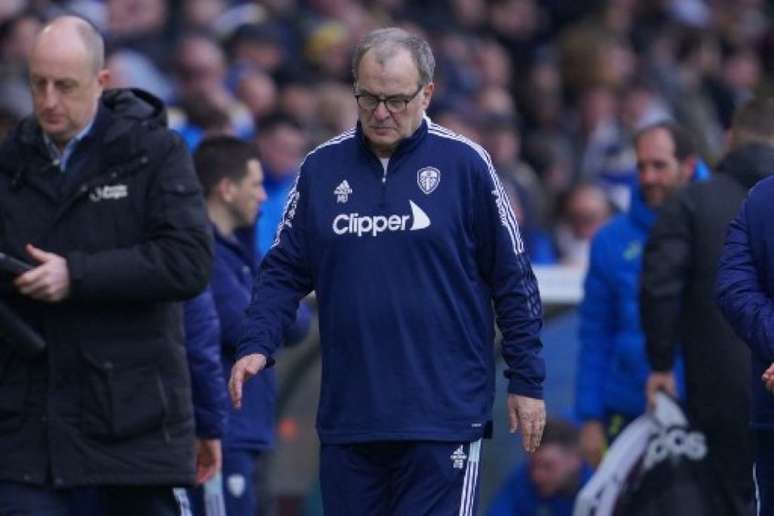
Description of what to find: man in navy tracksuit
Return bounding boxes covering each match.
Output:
[229,28,546,515]
[717,174,774,515]
[192,136,310,516]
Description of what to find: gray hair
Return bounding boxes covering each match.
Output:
[73,17,105,73]
[351,28,435,87]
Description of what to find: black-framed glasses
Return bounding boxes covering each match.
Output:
[353,84,424,113]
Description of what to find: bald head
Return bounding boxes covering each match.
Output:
[28,16,109,147]
[33,16,104,74]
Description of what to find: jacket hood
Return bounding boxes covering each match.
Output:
[100,88,167,128]
[716,143,774,189]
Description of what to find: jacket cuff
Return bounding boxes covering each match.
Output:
[507,377,543,399]
[648,342,675,372]
[236,343,276,368]
[66,251,87,298]
[195,425,224,440]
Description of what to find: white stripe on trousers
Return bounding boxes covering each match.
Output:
[172,473,227,516]
[172,488,192,516]
[755,463,761,516]
[458,439,482,516]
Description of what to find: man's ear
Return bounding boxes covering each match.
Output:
[97,69,110,89]
[421,82,434,111]
[215,177,235,202]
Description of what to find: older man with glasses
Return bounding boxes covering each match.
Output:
[230,27,546,516]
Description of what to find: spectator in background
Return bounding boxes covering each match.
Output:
[314,81,359,143]
[553,183,613,268]
[573,85,636,210]
[254,113,307,255]
[171,32,252,146]
[106,48,174,103]
[105,0,170,70]
[487,419,593,516]
[234,67,278,122]
[0,10,42,119]
[575,122,697,467]
[194,135,311,516]
[0,16,211,514]
[641,97,774,510]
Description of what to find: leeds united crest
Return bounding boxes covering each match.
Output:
[417,167,440,195]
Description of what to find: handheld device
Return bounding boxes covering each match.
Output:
[0,252,32,276]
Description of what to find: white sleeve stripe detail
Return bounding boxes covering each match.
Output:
[458,439,482,516]
[428,125,525,255]
[270,174,301,249]
[272,129,357,248]
[428,125,523,253]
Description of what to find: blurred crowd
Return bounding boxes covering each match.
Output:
[1,0,772,267]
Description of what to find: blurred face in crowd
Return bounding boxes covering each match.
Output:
[224,159,267,228]
[355,46,433,157]
[635,127,693,207]
[176,35,226,100]
[257,123,306,178]
[529,443,582,498]
[29,20,108,148]
[2,14,42,65]
[564,185,612,240]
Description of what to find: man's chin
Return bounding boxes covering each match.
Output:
[40,125,70,143]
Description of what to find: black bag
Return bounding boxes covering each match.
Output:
[575,393,746,516]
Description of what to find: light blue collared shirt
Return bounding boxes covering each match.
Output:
[43,116,96,172]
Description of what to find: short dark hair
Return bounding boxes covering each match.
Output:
[540,419,580,450]
[634,121,697,161]
[256,112,303,137]
[731,97,774,148]
[194,136,260,197]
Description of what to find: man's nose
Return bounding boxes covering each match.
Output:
[373,101,391,120]
[41,84,58,109]
[639,167,657,185]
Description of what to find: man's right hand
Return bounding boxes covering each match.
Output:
[646,370,677,407]
[579,421,606,467]
[228,353,268,409]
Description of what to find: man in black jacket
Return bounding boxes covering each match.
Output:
[639,97,774,508]
[0,16,211,515]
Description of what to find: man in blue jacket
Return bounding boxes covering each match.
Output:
[184,289,228,489]
[717,171,774,515]
[575,121,698,467]
[192,135,310,516]
[229,27,546,515]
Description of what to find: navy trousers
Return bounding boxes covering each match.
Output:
[756,430,774,516]
[320,440,482,516]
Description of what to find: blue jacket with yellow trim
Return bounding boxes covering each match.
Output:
[237,118,545,444]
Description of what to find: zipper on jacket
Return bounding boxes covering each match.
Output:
[380,160,389,206]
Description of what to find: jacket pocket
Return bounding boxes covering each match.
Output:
[0,345,27,432]
[81,354,167,441]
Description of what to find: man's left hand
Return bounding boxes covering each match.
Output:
[14,244,70,302]
[507,394,546,454]
[195,438,222,485]
[762,363,774,393]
